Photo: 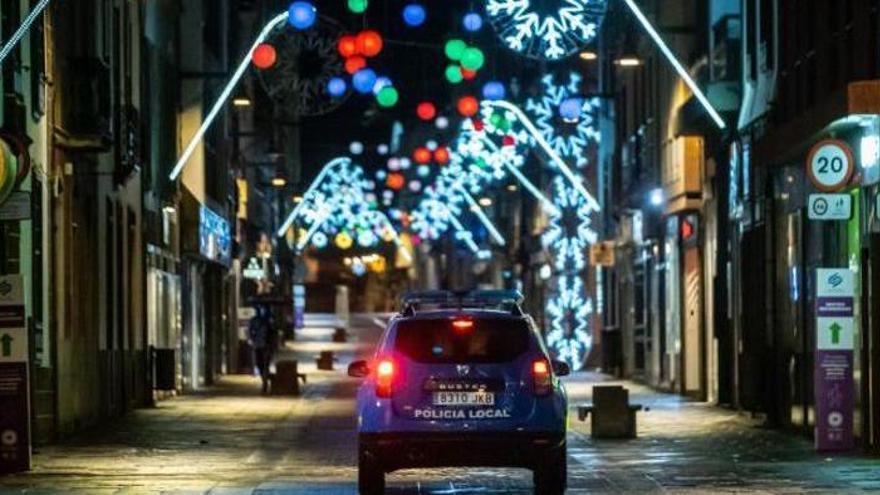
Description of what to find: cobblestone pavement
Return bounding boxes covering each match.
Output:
[1,316,878,494]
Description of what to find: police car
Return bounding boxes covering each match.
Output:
[348,290,569,494]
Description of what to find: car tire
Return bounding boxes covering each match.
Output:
[533,441,567,494]
[358,448,385,495]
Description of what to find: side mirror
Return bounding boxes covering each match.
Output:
[348,360,370,378]
[551,360,571,377]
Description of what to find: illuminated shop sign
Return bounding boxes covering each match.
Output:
[199,206,231,265]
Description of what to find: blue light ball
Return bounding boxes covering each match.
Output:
[327,77,347,97]
[288,1,317,30]
[402,3,426,27]
[463,12,483,32]
[482,81,506,101]
[352,68,378,94]
[559,97,584,122]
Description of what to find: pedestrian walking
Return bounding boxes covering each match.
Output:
[248,304,276,394]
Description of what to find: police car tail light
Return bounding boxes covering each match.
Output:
[376,358,395,398]
[451,319,474,334]
[532,359,552,396]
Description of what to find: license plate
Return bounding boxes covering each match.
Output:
[432,391,495,406]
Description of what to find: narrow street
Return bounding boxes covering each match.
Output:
[1,316,877,494]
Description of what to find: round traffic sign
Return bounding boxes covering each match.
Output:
[806,139,854,192]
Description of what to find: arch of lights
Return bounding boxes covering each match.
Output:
[486,0,607,60]
[276,157,410,262]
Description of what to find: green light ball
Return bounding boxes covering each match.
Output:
[444,39,467,61]
[348,0,368,13]
[376,86,399,107]
[445,65,463,84]
[460,47,485,70]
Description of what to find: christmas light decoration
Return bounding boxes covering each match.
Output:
[460,47,485,71]
[486,0,607,60]
[0,0,52,67]
[444,39,467,60]
[463,12,483,32]
[348,0,368,14]
[169,10,291,180]
[402,3,427,27]
[352,68,378,93]
[445,65,464,84]
[338,35,358,57]
[457,96,480,117]
[434,146,450,165]
[252,43,277,69]
[372,76,392,95]
[482,81,506,101]
[327,77,347,97]
[356,30,383,57]
[345,56,367,74]
[376,86,399,107]
[525,72,600,167]
[413,147,432,164]
[287,1,317,30]
[416,102,437,121]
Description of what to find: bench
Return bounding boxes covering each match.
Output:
[271,359,308,396]
[576,385,645,439]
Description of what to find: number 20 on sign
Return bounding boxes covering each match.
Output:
[807,139,854,192]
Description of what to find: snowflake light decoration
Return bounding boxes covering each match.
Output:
[486,0,607,60]
[526,72,600,167]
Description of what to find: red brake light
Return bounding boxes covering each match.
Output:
[533,358,552,396]
[452,319,474,334]
[376,358,395,398]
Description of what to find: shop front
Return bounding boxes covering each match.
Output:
[180,192,232,391]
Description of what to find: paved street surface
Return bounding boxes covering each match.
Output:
[1,315,878,494]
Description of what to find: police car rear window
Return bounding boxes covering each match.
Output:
[393,318,530,363]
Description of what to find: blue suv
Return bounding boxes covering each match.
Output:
[348,290,570,494]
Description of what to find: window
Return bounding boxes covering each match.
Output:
[394,318,531,364]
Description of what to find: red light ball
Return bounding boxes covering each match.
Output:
[338,35,358,58]
[461,68,477,80]
[386,172,405,191]
[473,120,485,131]
[502,135,516,147]
[345,56,367,75]
[457,96,479,117]
[416,102,437,121]
[356,30,384,58]
[252,43,277,69]
[413,147,432,164]
[434,146,450,165]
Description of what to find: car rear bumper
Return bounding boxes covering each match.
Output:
[359,431,565,472]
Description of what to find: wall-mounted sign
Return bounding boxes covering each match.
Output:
[0,275,30,474]
[814,268,855,452]
[807,139,854,192]
[808,194,852,221]
[242,257,265,280]
[589,241,616,267]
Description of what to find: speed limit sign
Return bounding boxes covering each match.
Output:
[807,139,854,192]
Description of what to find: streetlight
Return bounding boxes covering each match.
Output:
[579,50,598,61]
[648,188,664,207]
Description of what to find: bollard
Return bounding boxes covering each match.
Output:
[332,327,347,342]
[316,351,335,370]
[272,360,308,396]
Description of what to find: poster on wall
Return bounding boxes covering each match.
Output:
[0,275,30,473]
[814,268,855,452]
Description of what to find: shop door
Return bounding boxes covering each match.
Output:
[683,243,704,398]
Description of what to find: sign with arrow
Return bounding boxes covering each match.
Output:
[814,268,855,452]
[816,317,854,350]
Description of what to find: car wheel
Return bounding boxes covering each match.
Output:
[533,441,566,494]
[358,448,385,494]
